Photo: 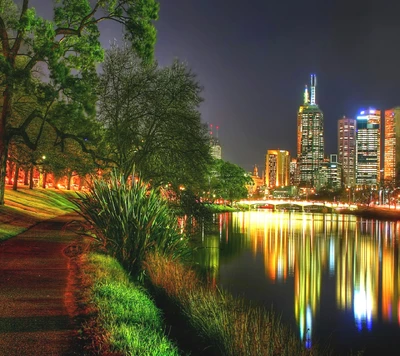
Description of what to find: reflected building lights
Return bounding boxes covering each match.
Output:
[196,212,400,344]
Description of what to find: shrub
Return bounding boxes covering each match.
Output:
[73,170,189,276]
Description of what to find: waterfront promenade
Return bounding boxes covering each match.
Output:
[0,213,84,355]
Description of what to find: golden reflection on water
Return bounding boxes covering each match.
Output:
[199,211,400,344]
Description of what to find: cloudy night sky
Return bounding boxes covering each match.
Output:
[29,0,400,171]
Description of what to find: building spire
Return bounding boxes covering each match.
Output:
[304,85,309,105]
[310,74,317,105]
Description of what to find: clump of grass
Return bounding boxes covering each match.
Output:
[81,252,179,355]
[73,170,190,277]
[145,253,320,356]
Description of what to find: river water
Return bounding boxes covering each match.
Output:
[194,211,400,355]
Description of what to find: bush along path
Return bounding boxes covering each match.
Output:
[0,213,87,356]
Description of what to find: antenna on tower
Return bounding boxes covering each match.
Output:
[310,74,317,105]
[209,123,213,137]
[216,125,219,139]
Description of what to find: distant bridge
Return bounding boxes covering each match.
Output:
[239,199,355,213]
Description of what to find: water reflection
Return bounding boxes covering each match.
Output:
[195,211,400,352]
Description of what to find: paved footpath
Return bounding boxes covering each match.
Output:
[0,213,86,355]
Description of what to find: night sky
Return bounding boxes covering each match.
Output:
[30,0,400,171]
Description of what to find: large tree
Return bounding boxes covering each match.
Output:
[98,44,212,193]
[210,159,253,204]
[0,0,159,205]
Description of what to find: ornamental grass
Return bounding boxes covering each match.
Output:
[72,170,189,277]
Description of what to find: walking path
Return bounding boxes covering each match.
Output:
[0,213,85,355]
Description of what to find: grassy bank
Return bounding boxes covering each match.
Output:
[79,253,180,355]
[145,253,322,356]
[0,186,77,240]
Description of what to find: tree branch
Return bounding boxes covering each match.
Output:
[10,0,29,59]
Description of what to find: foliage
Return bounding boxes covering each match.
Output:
[209,159,253,203]
[81,252,179,355]
[0,0,160,205]
[145,253,319,356]
[97,44,212,193]
[72,170,190,277]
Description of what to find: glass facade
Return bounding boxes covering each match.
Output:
[265,150,290,188]
[356,109,381,186]
[384,108,400,183]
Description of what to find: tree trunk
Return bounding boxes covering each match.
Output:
[0,86,12,205]
[13,163,20,191]
[24,167,29,185]
[42,172,47,188]
[29,166,34,189]
[0,144,8,205]
[67,173,72,190]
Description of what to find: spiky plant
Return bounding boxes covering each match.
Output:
[73,170,189,276]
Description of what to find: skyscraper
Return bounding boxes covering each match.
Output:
[384,108,400,183]
[356,109,381,186]
[297,74,324,187]
[338,116,356,187]
[209,124,222,160]
[265,150,290,188]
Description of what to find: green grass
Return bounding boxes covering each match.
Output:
[0,186,77,240]
[81,253,180,355]
[203,203,237,213]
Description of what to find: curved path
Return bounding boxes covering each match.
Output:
[0,213,85,355]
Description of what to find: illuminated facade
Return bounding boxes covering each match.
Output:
[384,108,400,183]
[265,150,290,188]
[338,116,356,187]
[290,158,299,186]
[297,74,324,187]
[315,154,342,190]
[209,124,222,159]
[356,109,381,186]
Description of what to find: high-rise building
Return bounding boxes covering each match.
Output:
[338,116,356,187]
[265,150,290,188]
[315,154,342,190]
[208,124,222,160]
[297,74,324,187]
[384,108,400,183]
[356,109,381,186]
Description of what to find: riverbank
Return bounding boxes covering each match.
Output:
[337,205,400,221]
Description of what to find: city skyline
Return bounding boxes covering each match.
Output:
[30,0,400,171]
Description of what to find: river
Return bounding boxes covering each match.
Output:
[194,211,400,355]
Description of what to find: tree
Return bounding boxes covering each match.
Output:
[0,0,159,205]
[97,44,212,193]
[210,159,253,204]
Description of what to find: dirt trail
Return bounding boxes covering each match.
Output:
[0,213,85,356]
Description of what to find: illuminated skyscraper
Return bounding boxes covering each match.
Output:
[384,108,400,183]
[338,116,356,187]
[356,109,381,186]
[265,150,290,188]
[209,124,222,159]
[297,74,324,187]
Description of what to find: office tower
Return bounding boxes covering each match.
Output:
[209,124,222,160]
[384,108,400,183]
[316,154,342,190]
[265,150,290,188]
[338,116,356,187]
[356,109,381,186]
[290,158,299,186]
[297,74,324,187]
